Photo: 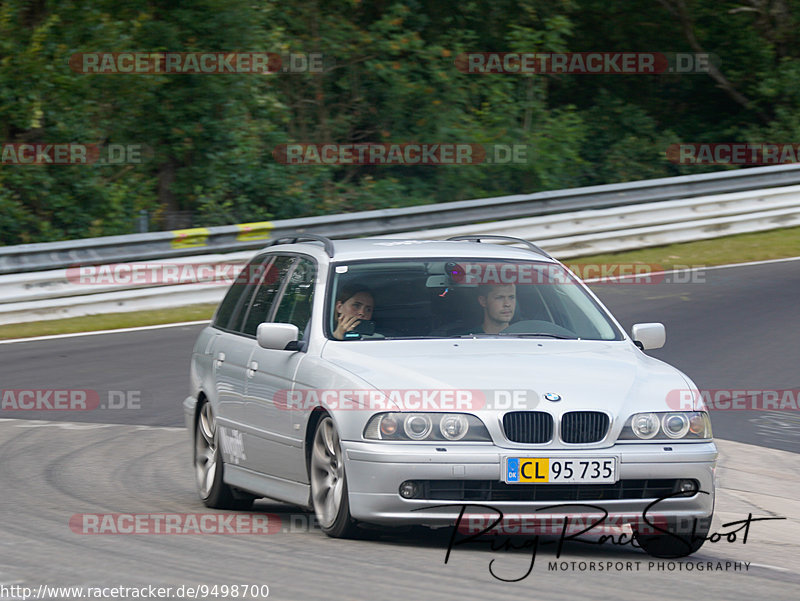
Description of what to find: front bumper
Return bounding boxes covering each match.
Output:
[342,440,717,527]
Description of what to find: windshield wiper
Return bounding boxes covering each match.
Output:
[447,334,503,338]
[380,335,449,340]
[500,332,578,339]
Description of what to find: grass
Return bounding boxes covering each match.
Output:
[2,225,799,340]
[0,303,217,340]
[564,225,800,271]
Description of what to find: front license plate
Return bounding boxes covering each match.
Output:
[504,457,617,484]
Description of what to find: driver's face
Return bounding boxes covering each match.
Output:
[336,292,374,321]
[480,285,516,325]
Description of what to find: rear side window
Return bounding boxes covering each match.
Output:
[240,256,296,336]
[273,258,316,337]
[213,255,271,331]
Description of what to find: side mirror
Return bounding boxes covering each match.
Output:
[257,323,299,350]
[631,323,666,350]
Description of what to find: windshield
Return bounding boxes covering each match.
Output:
[326,259,623,341]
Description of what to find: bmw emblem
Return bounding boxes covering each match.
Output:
[543,393,562,402]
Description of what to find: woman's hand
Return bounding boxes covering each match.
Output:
[333,313,361,340]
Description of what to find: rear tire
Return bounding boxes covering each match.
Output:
[194,402,254,510]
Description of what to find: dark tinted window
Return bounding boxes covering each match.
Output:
[274,258,316,337]
[240,255,296,336]
[213,255,271,331]
[326,259,621,340]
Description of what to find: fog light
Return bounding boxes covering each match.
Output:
[678,479,697,495]
[399,481,419,499]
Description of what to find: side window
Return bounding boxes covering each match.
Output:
[273,258,316,337]
[213,254,271,331]
[241,255,296,337]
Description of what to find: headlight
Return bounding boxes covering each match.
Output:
[662,413,690,438]
[619,412,712,440]
[440,414,469,440]
[404,414,433,440]
[364,413,491,442]
[631,413,660,439]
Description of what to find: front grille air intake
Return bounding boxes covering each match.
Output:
[502,411,553,443]
[561,411,610,443]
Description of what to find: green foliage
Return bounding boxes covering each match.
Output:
[1,0,799,244]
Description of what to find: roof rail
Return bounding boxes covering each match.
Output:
[264,233,335,257]
[446,235,551,258]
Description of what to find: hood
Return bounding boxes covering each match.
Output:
[321,338,690,416]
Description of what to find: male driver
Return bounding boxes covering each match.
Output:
[474,283,516,334]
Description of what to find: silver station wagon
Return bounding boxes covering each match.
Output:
[184,235,716,558]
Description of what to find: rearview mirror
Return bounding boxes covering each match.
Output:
[631,323,666,350]
[257,323,299,350]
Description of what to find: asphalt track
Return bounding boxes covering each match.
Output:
[0,258,798,600]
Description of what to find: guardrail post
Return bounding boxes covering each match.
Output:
[136,210,149,233]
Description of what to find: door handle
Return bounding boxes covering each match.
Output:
[214,352,225,368]
[247,361,258,378]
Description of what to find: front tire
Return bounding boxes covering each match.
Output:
[310,416,360,538]
[194,402,253,510]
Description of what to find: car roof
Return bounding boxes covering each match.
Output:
[262,238,557,263]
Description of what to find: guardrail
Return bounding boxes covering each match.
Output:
[379,185,800,256]
[2,180,799,326]
[4,163,800,275]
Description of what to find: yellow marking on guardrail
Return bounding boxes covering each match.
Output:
[236,221,274,242]
[171,227,210,249]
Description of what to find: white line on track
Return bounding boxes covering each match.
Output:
[0,417,183,431]
[748,563,792,572]
[581,254,800,283]
[1,255,798,344]
[0,320,210,345]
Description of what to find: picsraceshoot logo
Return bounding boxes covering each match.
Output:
[455,52,715,74]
